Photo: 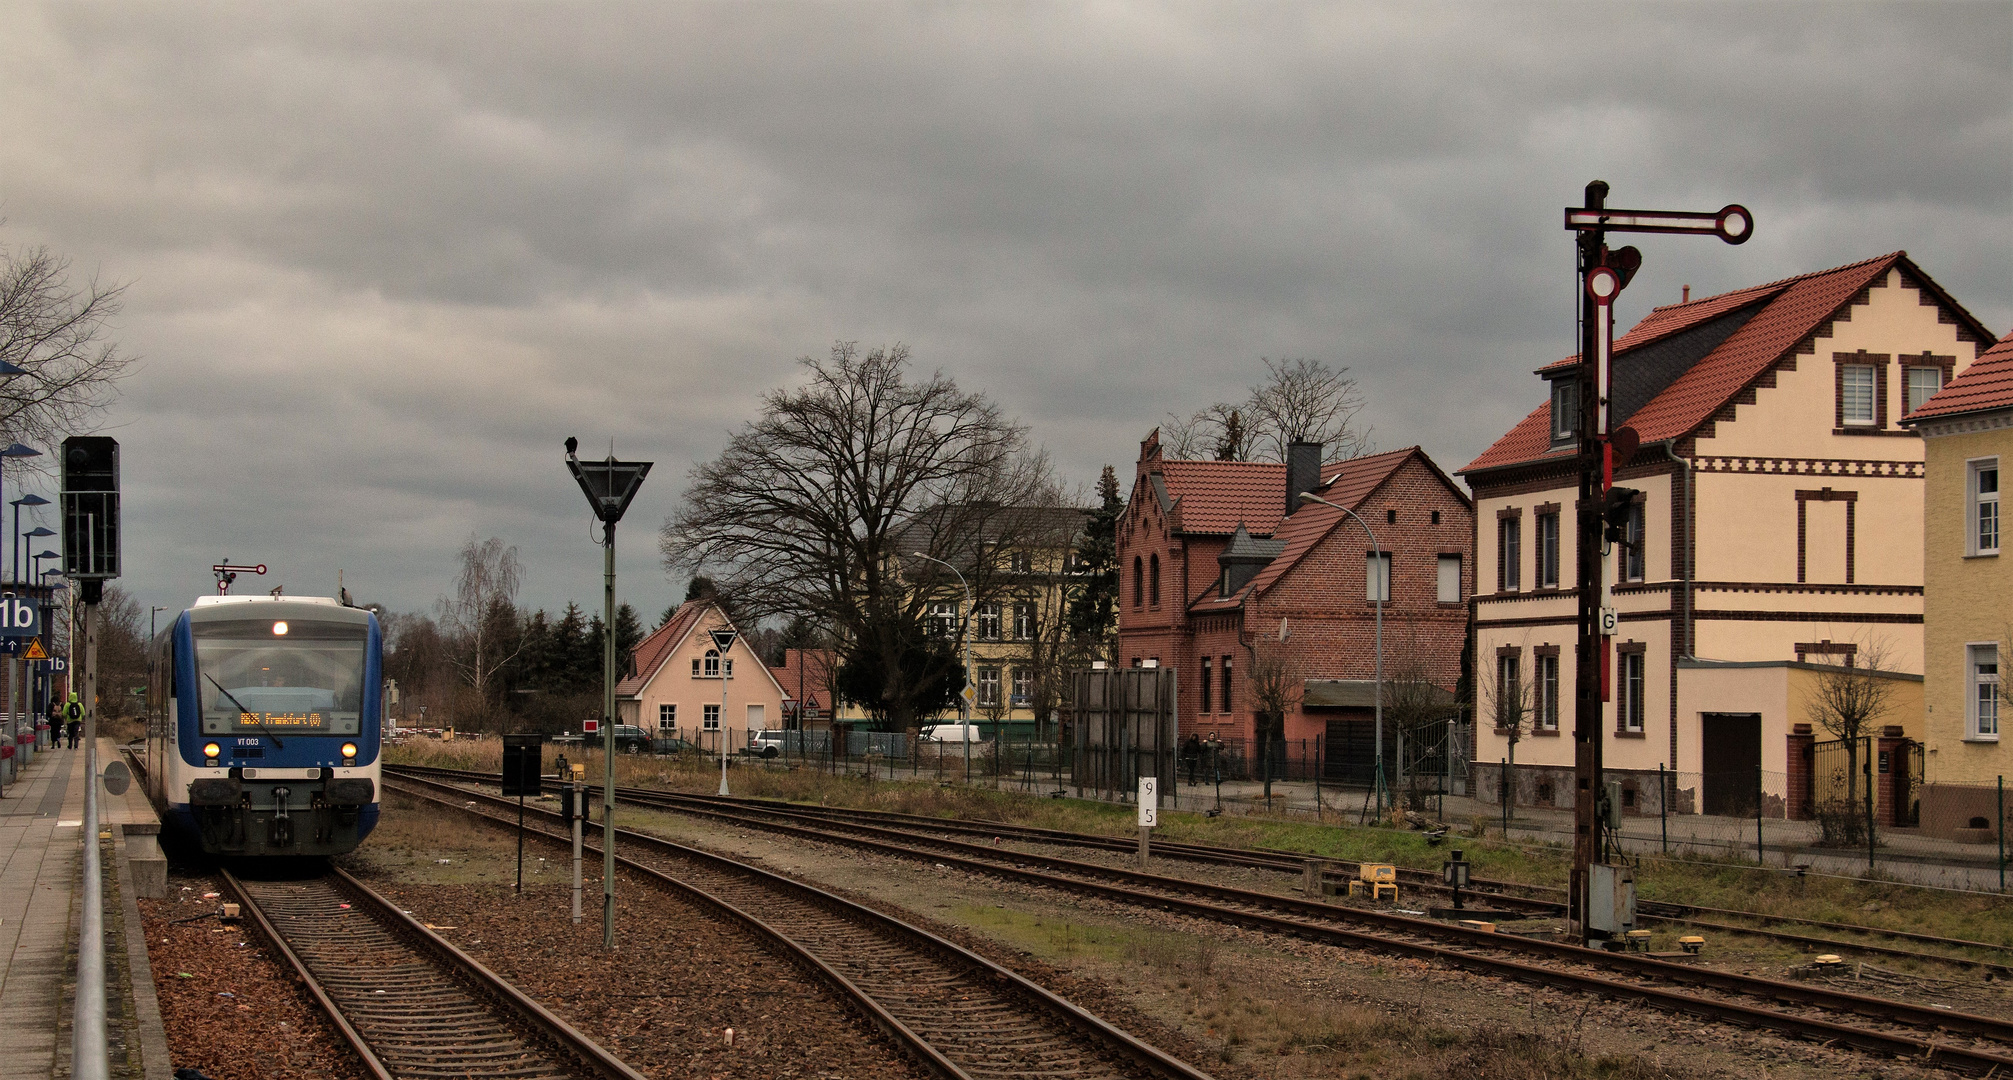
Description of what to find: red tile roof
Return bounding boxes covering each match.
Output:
[1904,331,2013,423]
[1236,448,1415,598]
[1464,252,1996,475]
[615,601,708,698]
[771,648,838,705]
[1153,459,1289,535]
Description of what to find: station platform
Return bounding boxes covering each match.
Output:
[0,739,171,1080]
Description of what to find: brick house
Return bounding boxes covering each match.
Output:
[1115,431,1474,781]
[1458,252,1994,818]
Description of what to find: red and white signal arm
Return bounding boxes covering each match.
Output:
[583,718,599,734]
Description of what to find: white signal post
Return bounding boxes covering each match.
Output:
[712,627,737,796]
[1137,776,1157,866]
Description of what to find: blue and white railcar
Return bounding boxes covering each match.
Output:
[145,595,382,857]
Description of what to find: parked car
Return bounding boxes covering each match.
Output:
[654,735,704,755]
[920,723,984,744]
[578,724,651,753]
[749,730,787,758]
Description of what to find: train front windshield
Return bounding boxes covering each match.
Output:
[195,618,367,736]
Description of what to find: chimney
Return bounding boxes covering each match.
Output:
[1286,441,1322,515]
[1682,285,1690,304]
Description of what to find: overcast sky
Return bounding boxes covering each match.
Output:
[1,2,2007,625]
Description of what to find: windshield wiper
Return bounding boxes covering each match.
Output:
[204,672,284,750]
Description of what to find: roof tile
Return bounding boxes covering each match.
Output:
[1465,253,1913,475]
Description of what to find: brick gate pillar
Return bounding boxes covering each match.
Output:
[1876,726,1908,828]
[1786,724,1815,821]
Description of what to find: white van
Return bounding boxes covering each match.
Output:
[920,723,983,744]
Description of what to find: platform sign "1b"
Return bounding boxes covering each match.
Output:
[1138,777,1158,828]
[0,598,40,638]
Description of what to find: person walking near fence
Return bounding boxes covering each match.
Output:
[1182,734,1202,785]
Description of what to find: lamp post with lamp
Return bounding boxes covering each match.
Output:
[0,447,39,769]
[13,497,51,584]
[910,552,974,779]
[1297,491,1387,820]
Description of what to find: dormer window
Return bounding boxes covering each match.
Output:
[1550,379,1579,445]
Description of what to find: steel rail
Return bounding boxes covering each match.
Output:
[221,865,648,1080]
[395,769,2013,1074]
[411,765,2010,969]
[387,774,1218,1080]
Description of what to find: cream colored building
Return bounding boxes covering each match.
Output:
[1459,253,1994,816]
[615,600,790,749]
[1902,331,2011,837]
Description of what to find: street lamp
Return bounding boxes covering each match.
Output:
[1298,491,1387,820]
[911,551,974,780]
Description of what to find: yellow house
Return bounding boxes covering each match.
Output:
[1902,331,2012,837]
[914,507,1094,734]
[1459,253,1994,817]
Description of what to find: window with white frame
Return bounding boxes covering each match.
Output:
[1437,554,1462,604]
[1551,379,1578,444]
[1971,644,2000,740]
[1623,502,1646,582]
[1617,650,1645,732]
[659,703,676,728]
[1499,516,1521,592]
[1536,511,1560,589]
[975,602,1002,640]
[1972,459,2000,556]
[1496,654,1521,729]
[703,649,721,677]
[1840,364,1876,425]
[691,658,701,677]
[702,703,720,731]
[929,601,959,638]
[1534,653,1558,730]
[1011,667,1031,704]
[1906,365,1944,415]
[1365,552,1391,602]
[976,666,1001,707]
[1013,602,1036,640]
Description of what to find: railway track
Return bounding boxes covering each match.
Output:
[384,774,1216,1080]
[396,764,2012,972]
[220,865,644,1080]
[385,765,2013,1075]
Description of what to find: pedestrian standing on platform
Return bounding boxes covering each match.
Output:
[65,694,82,749]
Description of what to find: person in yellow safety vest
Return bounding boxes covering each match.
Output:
[64,693,83,750]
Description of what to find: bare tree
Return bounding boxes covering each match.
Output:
[1483,647,1537,814]
[0,243,136,448]
[1803,637,1900,805]
[1245,631,1301,803]
[661,342,1057,730]
[1158,358,1371,464]
[437,536,526,720]
[1247,357,1371,463]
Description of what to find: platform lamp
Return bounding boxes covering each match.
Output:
[0,443,40,584]
[16,512,53,586]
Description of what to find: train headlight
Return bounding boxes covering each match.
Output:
[340,742,357,760]
[203,742,221,760]
[272,621,288,636]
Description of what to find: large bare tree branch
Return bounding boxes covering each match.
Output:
[0,244,135,450]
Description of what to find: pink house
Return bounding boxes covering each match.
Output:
[615,600,790,747]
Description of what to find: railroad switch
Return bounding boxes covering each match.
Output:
[219,903,241,923]
[1678,935,1705,954]
[1624,929,1652,952]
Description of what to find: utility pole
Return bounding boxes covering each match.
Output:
[1562,184,1750,945]
[564,437,651,951]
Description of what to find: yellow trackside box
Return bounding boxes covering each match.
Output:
[1349,880,1398,901]
[1358,864,1397,884]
